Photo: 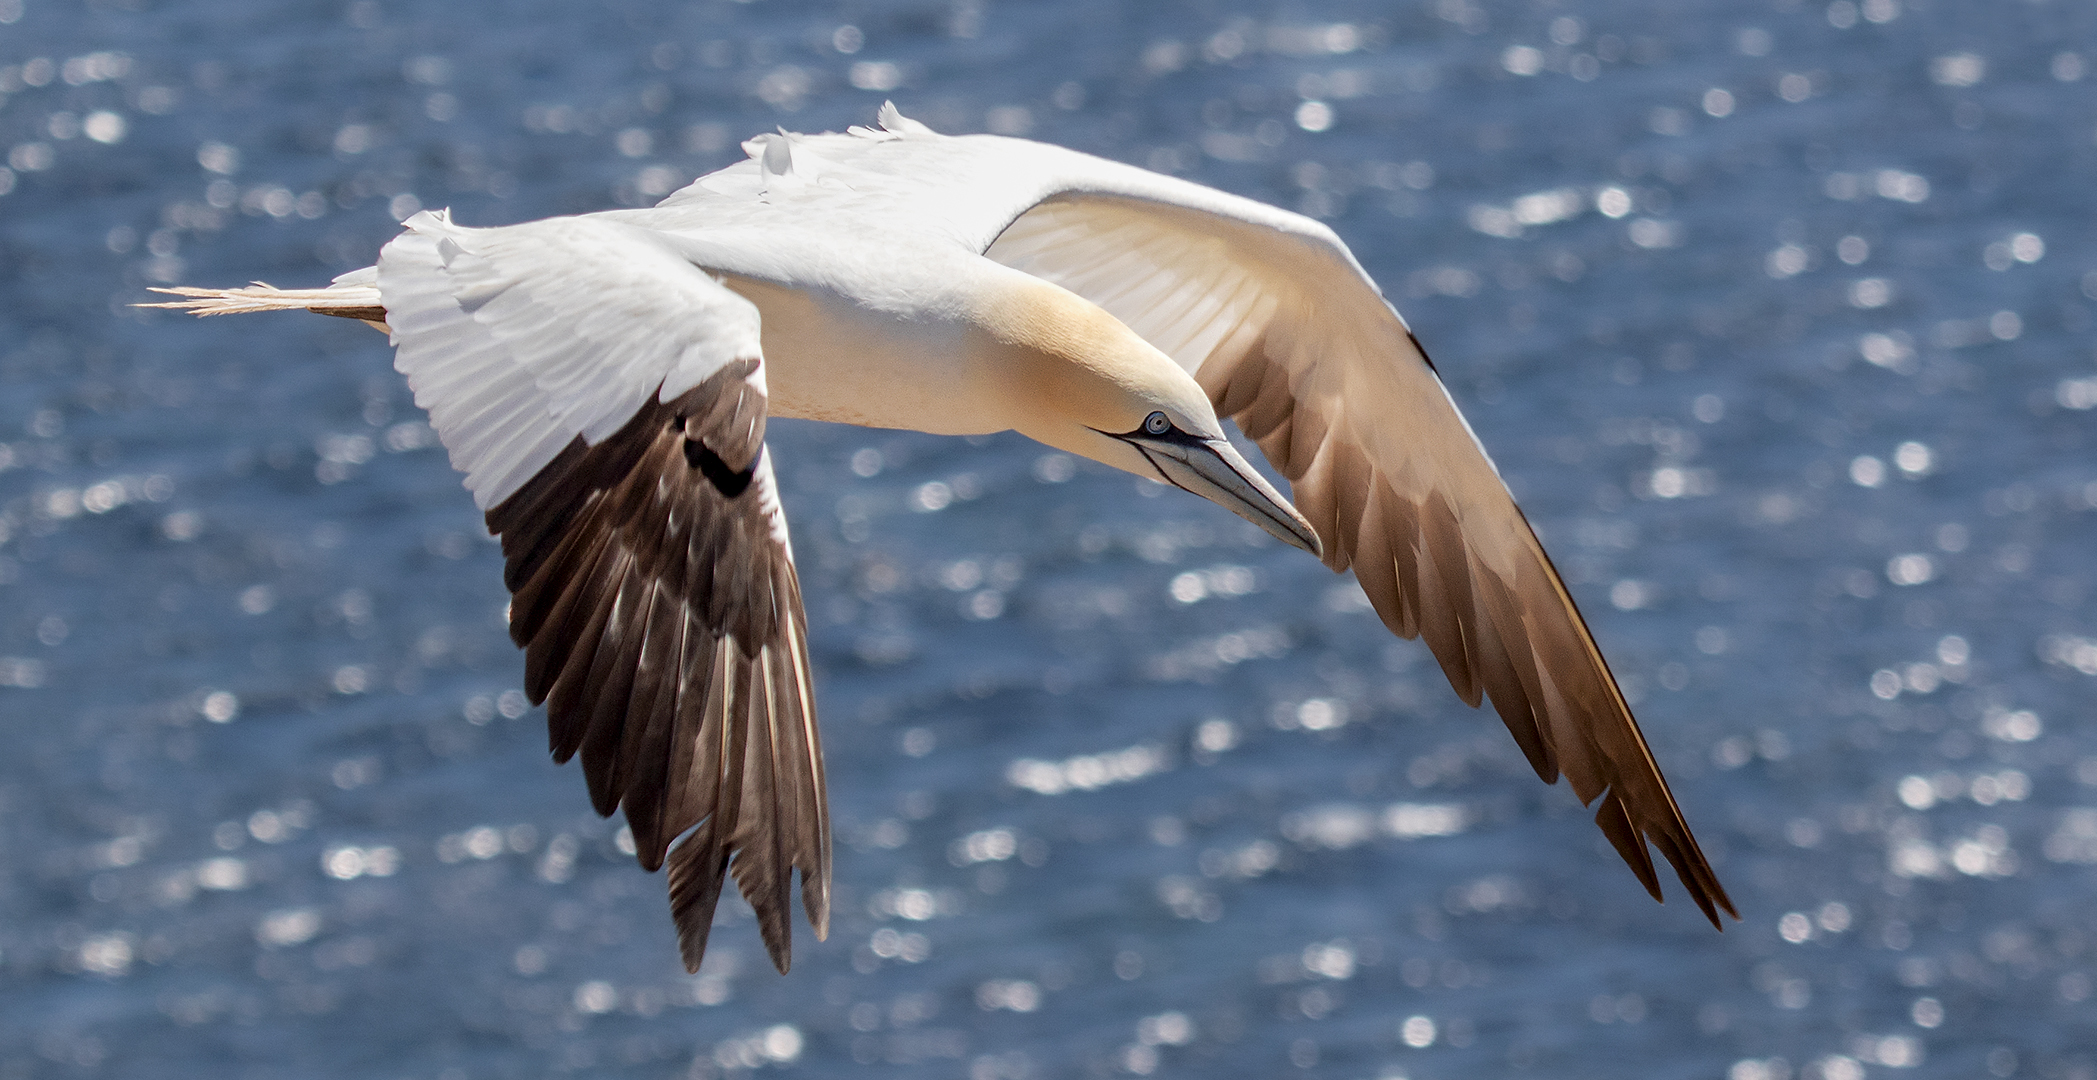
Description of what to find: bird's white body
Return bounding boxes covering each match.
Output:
[149,105,1735,974]
[713,268,1016,434]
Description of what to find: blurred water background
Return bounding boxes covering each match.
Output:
[1,0,2095,1077]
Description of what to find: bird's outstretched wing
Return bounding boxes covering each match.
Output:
[763,118,1734,925]
[380,211,829,971]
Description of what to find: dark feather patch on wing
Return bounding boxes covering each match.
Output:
[980,186,1733,929]
[484,358,831,974]
[1206,341,1738,930]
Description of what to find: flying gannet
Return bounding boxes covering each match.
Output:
[148,103,1738,974]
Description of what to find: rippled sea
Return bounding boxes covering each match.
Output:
[3,1,2096,1078]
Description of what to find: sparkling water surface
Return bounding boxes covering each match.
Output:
[2,1,2095,1078]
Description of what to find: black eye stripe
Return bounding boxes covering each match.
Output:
[1095,415,1204,446]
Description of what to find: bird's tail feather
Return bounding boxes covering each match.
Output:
[138,282,388,329]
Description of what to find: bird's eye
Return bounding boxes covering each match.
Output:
[1144,411,1170,435]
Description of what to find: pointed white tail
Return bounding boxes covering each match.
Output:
[139,282,387,328]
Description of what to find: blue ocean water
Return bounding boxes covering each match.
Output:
[2,0,2095,1077]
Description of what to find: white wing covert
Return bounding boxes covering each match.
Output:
[380,209,765,509]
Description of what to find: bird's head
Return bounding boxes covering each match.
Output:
[984,277,1321,557]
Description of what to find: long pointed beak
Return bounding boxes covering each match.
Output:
[1127,434,1323,557]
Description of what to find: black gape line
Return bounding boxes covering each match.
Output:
[1130,446,1186,491]
[679,419,759,498]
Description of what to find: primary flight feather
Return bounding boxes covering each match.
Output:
[148,103,1738,973]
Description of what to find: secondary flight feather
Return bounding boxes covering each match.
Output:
[148,103,1737,973]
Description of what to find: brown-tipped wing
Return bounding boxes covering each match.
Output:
[375,211,829,972]
[988,193,1736,926]
[487,369,828,973]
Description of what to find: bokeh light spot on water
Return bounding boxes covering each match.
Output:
[256,908,322,948]
[2056,375,2097,410]
[1007,743,1167,795]
[1293,100,1333,132]
[1847,277,1894,309]
[195,857,247,891]
[1892,441,1931,477]
[1980,707,2042,742]
[1885,553,1934,586]
[1501,46,1543,77]
[1608,578,1653,610]
[1930,53,1986,87]
[198,690,239,722]
[330,665,370,693]
[319,845,393,881]
[76,933,134,977]
[909,481,952,512]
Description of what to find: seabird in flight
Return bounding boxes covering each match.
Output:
[148,103,1738,974]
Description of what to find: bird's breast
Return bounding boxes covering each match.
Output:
[717,273,1019,435]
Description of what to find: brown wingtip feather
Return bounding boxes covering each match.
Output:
[736,856,794,974]
[668,822,730,974]
[1648,827,1735,929]
[489,372,831,977]
[1245,396,1736,927]
[1594,793,1663,902]
[1481,499,1737,926]
[806,891,831,942]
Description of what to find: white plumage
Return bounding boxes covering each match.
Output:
[383,212,766,508]
[148,103,1736,974]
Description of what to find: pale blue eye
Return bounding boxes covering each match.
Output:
[1144,411,1169,435]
